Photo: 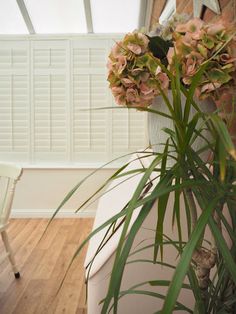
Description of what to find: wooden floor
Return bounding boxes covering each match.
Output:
[0,218,93,314]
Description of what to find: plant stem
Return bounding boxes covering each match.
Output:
[184,187,218,308]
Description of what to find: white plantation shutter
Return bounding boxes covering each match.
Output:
[72,39,109,162]
[111,103,147,158]
[0,41,29,161]
[109,42,147,157]
[128,110,147,151]
[0,36,147,165]
[72,38,147,163]
[31,41,69,162]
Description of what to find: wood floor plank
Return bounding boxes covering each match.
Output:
[12,280,46,314]
[32,226,69,280]
[53,281,83,314]
[34,221,92,314]
[0,247,45,313]
[0,219,39,273]
[0,219,47,295]
[0,218,93,314]
[36,219,64,250]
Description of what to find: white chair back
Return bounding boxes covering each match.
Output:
[0,164,22,226]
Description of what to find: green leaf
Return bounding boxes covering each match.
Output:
[154,140,170,261]
[106,280,192,313]
[202,34,215,49]
[149,280,191,289]
[208,68,232,84]
[161,196,222,314]
[102,197,157,313]
[210,114,236,160]
[146,54,160,74]
[162,127,175,138]
[132,178,207,211]
[136,54,150,68]
[126,258,176,269]
[197,43,208,58]
[187,267,206,313]
[173,180,182,252]
[209,216,236,285]
[41,151,147,239]
[185,113,200,148]
[218,139,227,182]
[129,239,187,260]
[183,62,208,123]
[183,191,192,238]
[102,156,166,313]
[75,163,137,213]
[173,53,182,121]
[118,290,192,313]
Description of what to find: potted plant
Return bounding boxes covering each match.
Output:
[57,16,236,313]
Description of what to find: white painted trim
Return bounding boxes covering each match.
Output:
[138,0,148,29]
[84,0,93,33]
[145,0,154,31]
[159,0,176,24]
[194,0,221,18]
[11,208,96,218]
[18,162,124,169]
[16,0,35,34]
[0,34,125,40]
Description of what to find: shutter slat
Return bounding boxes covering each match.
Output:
[73,72,107,158]
[0,64,29,157]
[33,74,67,155]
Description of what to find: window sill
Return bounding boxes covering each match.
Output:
[19,162,123,170]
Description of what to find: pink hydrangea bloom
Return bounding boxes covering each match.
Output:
[107,31,169,108]
[169,18,236,99]
[115,56,127,75]
[127,43,142,55]
[111,41,124,58]
[157,72,169,90]
[207,22,225,36]
[175,18,204,36]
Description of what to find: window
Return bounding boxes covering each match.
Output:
[0,0,28,34]
[90,0,141,33]
[0,0,145,34]
[0,36,147,165]
[24,0,87,33]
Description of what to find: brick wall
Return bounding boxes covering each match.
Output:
[151,0,236,25]
[151,0,236,35]
[175,0,236,22]
[151,0,236,144]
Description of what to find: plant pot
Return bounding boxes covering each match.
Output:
[148,91,216,164]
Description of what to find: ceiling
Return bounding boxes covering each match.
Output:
[0,0,153,35]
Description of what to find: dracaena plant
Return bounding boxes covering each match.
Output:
[54,16,236,314]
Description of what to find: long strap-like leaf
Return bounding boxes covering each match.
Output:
[161,195,222,314]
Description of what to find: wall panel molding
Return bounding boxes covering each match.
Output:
[11,207,96,218]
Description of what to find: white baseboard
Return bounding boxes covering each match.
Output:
[11,208,96,218]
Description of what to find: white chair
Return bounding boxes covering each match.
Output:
[0,163,22,279]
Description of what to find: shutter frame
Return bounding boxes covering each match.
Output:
[0,36,147,165]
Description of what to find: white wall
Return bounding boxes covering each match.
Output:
[11,167,115,218]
